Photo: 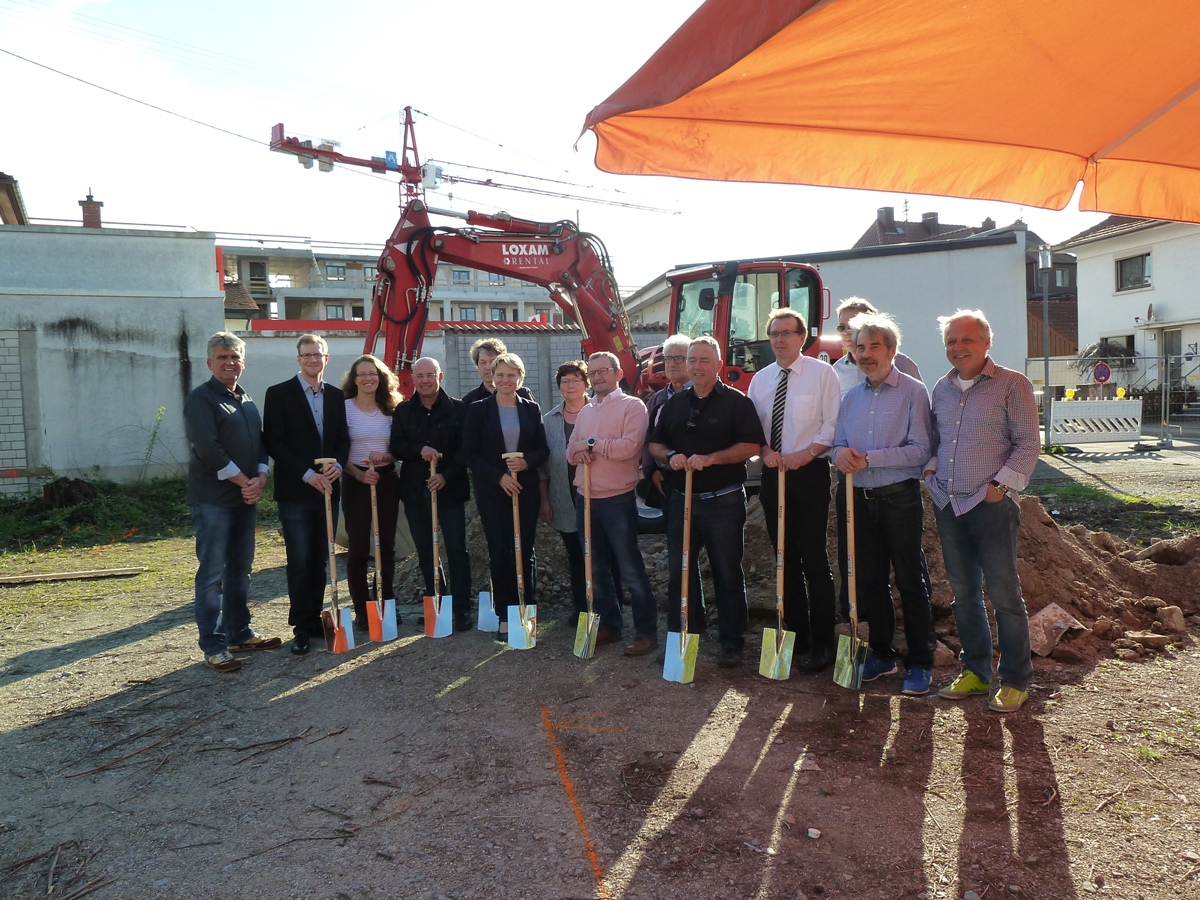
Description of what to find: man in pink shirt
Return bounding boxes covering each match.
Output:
[567,352,658,656]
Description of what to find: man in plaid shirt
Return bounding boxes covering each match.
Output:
[924,310,1039,713]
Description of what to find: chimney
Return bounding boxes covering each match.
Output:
[876,206,896,233]
[921,212,939,235]
[79,190,103,228]
[981,216,996,231]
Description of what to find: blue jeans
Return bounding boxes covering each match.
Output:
[666,487,748,651]
[934,497,1033,689]
[278,499,336,638]
[851,482,933,668]
[190,501,258,656]
[576,490,657,639]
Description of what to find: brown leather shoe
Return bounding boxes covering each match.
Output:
[624,636,658,657]
[595,627,621,646]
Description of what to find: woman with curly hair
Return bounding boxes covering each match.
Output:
[340,354,403,630]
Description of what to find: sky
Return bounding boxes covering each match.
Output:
[1,0,1110,294]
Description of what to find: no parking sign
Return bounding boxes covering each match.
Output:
[1094,361,1112,384]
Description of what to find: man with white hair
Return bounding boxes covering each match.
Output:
[391,356,473,632]
[832,313,934,695]
[926,310,1039,713]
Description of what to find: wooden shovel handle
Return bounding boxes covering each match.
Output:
[845,471,857,632]
[680,469,693,643]
[583,461,593,615]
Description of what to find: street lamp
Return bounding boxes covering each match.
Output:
[1039,244,1053,451]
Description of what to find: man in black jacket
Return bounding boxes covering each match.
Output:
[390,356,473,631]
[263,334,351,655]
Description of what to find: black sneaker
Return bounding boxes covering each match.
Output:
[798,645,836,672]
[290,634,311,655]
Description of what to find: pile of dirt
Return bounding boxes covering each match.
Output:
[393,492,1198,664]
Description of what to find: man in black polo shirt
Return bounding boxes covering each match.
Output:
[648,337,765,668]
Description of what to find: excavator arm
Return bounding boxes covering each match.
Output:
[364,199,639,394]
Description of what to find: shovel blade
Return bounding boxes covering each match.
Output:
[573,612,600,659]
[663,631,699,683]
[477,592,500,632]
[339,607,355,651]
[758,627,796,681]
[366,600,384,642]
[833,633,867,690]
[321,610,337,653]
[380,598,398,641]
[424,594,454,638]
[507,605,537,650]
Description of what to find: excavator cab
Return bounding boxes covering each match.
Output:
[667,261,829,394]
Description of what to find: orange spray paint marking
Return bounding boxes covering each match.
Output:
[541,705,612,899]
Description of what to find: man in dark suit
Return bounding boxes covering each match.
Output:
[263,334,351,655]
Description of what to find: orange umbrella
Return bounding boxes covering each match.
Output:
[583,0,1200,222]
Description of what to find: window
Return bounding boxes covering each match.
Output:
[351,305,364,320]
[362,265,376,282]
[459,306,477,321]
[487,272,505,285]
[452,269,471,285]
[491,307,507,321]
[1116,253,1151,291]
[325,304,345,320]
[1054,268,1070,288]
[326,264,346,281]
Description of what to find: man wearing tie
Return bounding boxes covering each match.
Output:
[263,334,351,655]
[747,309,841,671]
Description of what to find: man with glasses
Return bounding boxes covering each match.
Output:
[567,352,658,656]
[747,309,842,671]
[649,337,765,668]
[263,334,350,655]
[640,334,692,510]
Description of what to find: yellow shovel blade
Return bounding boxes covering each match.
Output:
[573,612,600,659]
[758,627,796,680]
[833,633,868,690]
[663,631,699,683]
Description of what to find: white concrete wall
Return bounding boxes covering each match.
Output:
[806,238,1030,384]
[0,226,223,489]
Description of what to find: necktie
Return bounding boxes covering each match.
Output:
[770,367,790,452]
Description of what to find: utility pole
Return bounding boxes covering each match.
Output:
[1039,245,1052,451]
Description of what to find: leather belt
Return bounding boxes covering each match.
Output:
[695,484,743,500]
[854,478,918,500]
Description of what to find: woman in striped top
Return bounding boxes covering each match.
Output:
[341,354,403,630]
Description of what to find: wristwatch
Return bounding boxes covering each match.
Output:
[990,479,1010,494]
[863,453,870,468]
[588,437,597,449]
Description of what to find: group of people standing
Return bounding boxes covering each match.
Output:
[184,301,1039,715]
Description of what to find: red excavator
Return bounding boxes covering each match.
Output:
[270,110,840,395]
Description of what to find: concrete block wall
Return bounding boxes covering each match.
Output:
[0,331,28,496]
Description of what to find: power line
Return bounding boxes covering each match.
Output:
[0,46,264,145]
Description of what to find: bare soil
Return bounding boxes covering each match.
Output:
[3,446,1200,900]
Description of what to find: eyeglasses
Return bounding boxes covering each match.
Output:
[663,355,687,364]
[835,324,853,333]
[559,378,586,386]
[298,352,326,360]
[589,367,614,377]
[768,330,801,339]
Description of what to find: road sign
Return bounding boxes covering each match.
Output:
[1094,361,1112,384]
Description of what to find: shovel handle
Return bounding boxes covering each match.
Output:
[511,489,525,616]
[583,461,593,616]
[316,459,339,616]
[845,471,858,633]
[430,458,441,596]
[679,469,693,648]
